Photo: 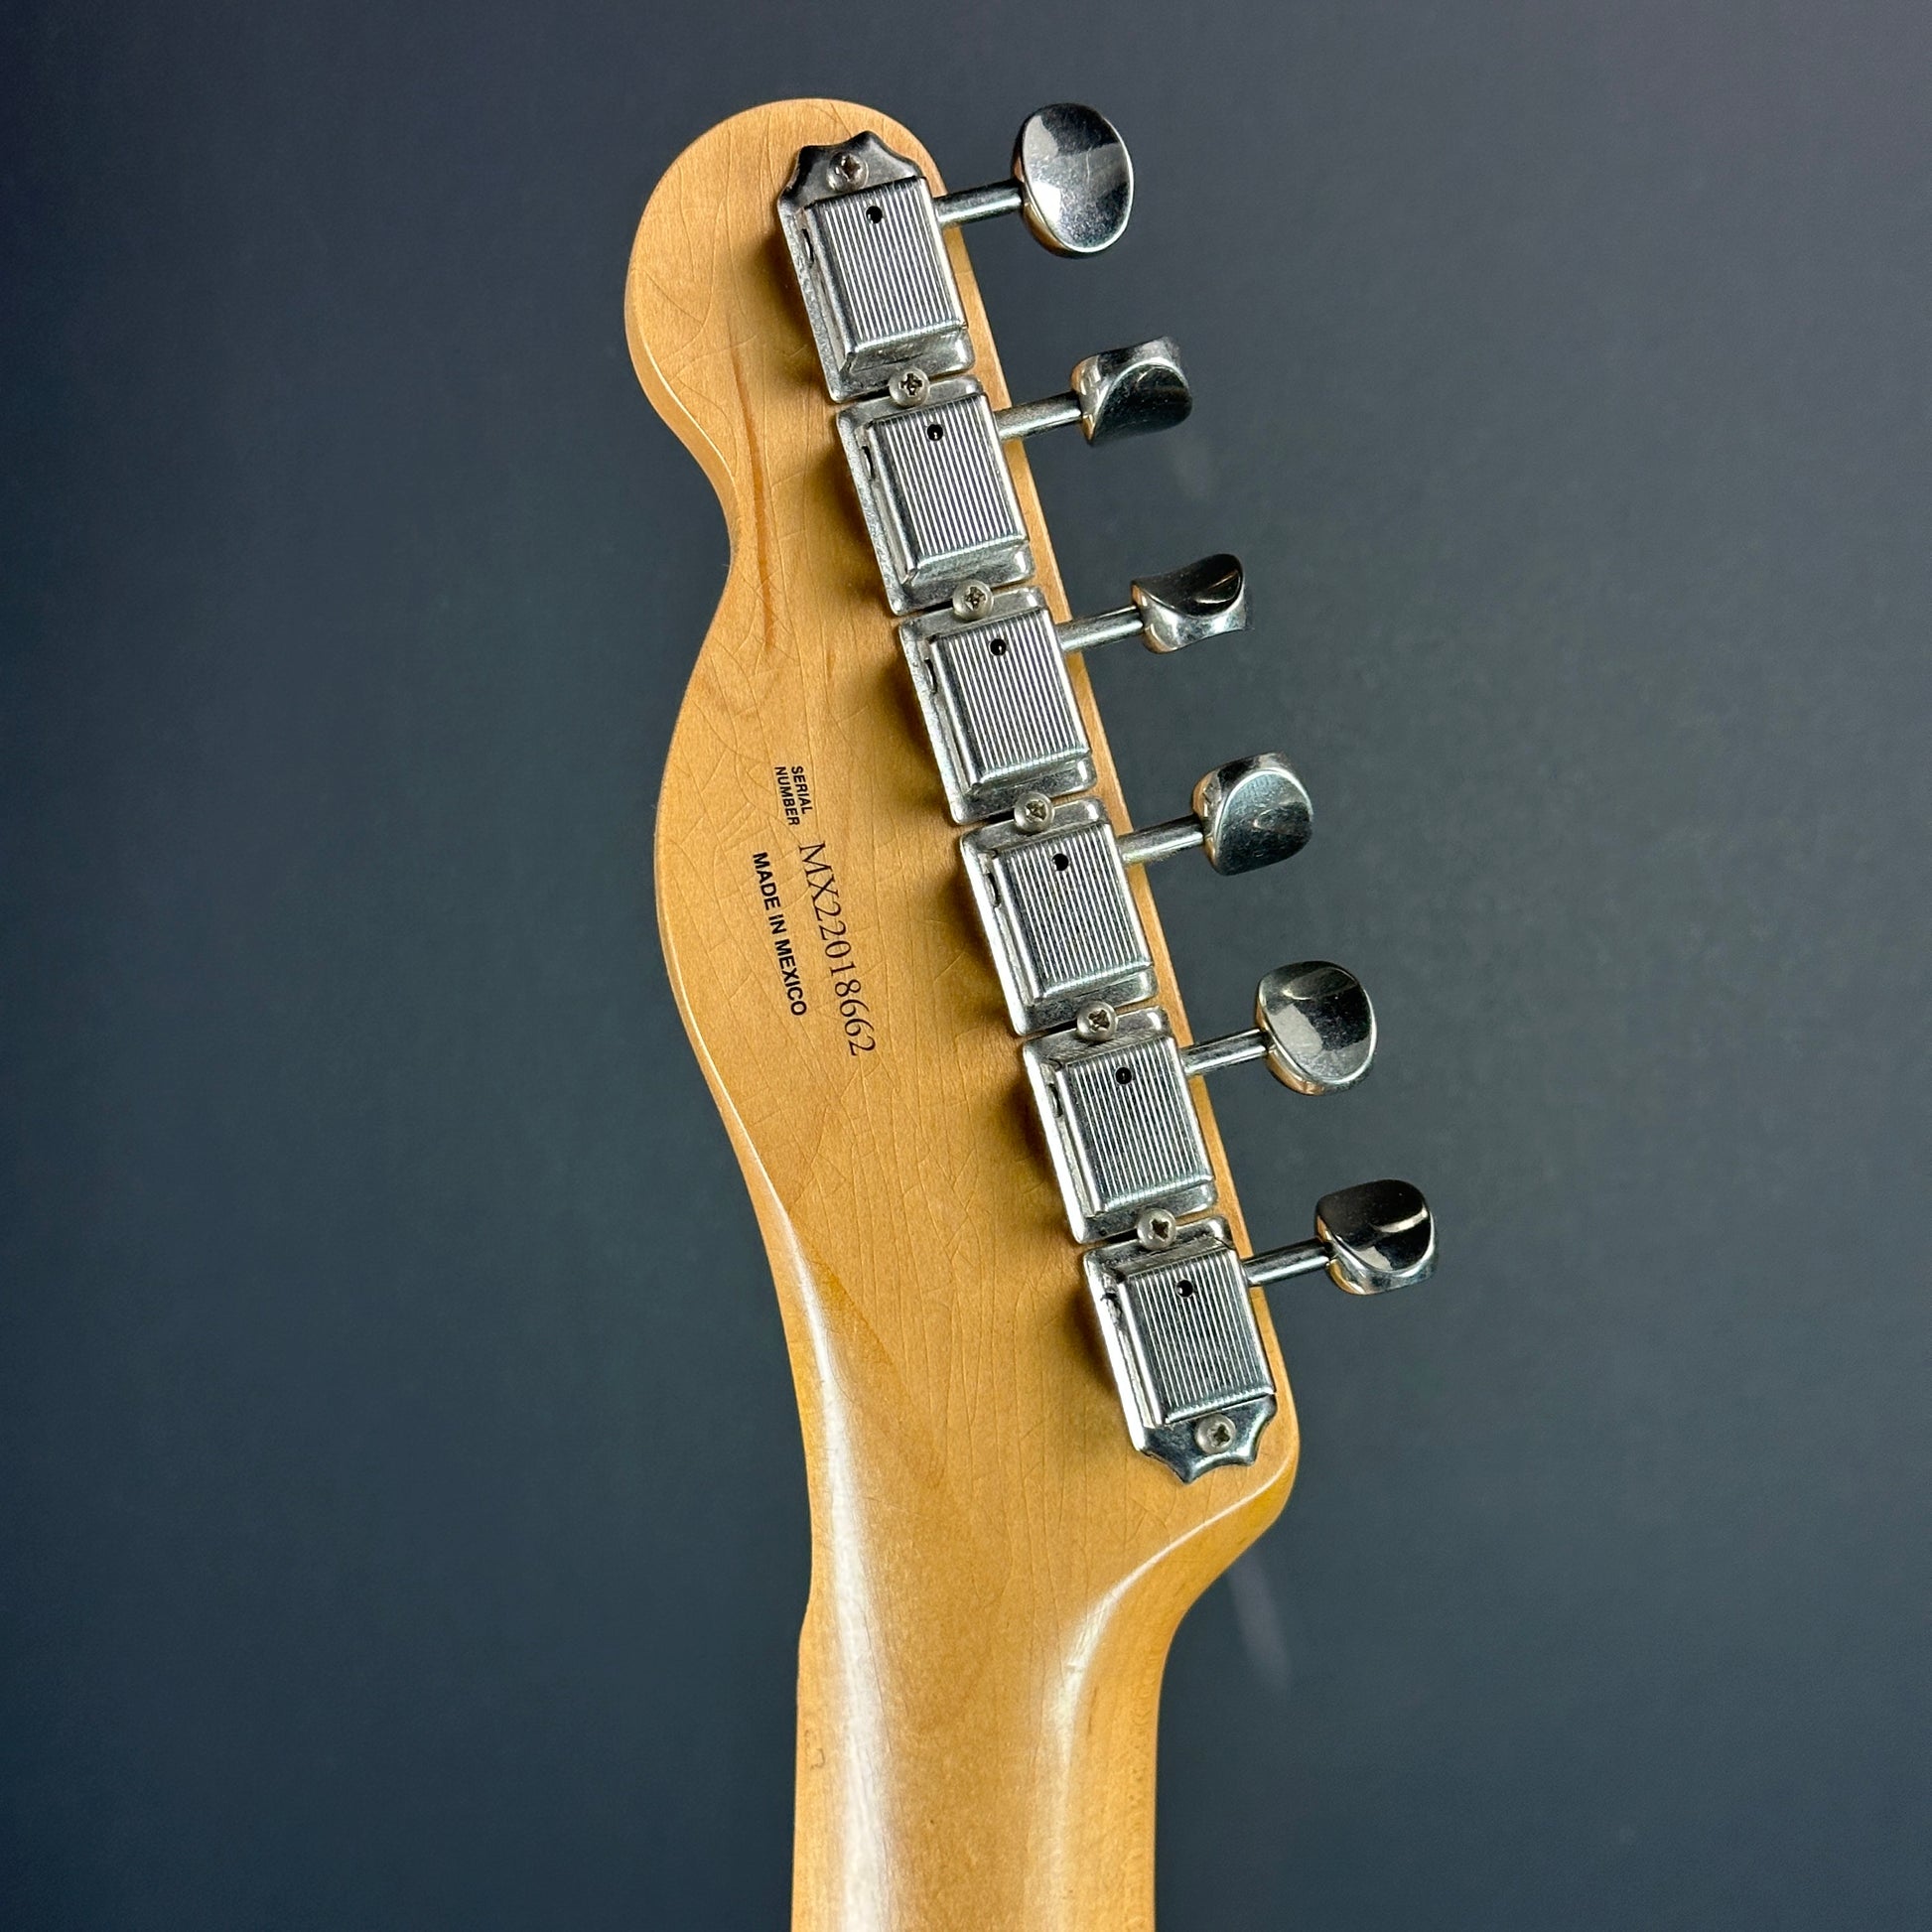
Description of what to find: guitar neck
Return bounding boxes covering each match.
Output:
[790,1431,1196,1931]
[626,94,1434,1932]
[626,99,1293,1931]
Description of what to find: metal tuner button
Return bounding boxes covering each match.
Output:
[991,339,1191,449]
[932,102,1134,256]
[1177,960,1376,1094]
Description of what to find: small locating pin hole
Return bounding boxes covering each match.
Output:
[1051,852,1071,873]
[866,204,884,224]
[1115,1065,1135,1086]
[988,636,1008,656]
[926,421,945,442]
[1175,1279,1196,1299]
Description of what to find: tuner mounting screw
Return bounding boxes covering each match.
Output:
[1013,791,1053,835]
[1075,1002,1119,1044]
[1136,1206,1178,1250]
[832,150,866,187]
[951,579,992,621]
[1193,1414,1237,1454]
[887,366,930,407]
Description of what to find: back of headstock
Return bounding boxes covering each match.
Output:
[625,98,1435,1932]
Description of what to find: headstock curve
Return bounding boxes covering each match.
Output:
[624,96,1438,1932]
[627,97,1292,1541]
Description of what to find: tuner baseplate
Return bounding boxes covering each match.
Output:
[1022,1005,1217,1243]
[897,588,1097,823]
[1084,1215,1278,1481]
[837,378,1035,614]
[777,132,975,401]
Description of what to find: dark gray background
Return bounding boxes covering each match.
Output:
[4,2,1927,1927]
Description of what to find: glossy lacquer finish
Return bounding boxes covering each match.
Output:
[625,101,1297,1931]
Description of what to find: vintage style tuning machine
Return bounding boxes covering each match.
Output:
[962,755,1313,1035]
[900,555,1248,824]
[837,340,1192,615]
[777,104,1132,401]
[1083,1181,1438,1481]
[1022,962,1378,1243]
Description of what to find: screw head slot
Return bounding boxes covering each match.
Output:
[1192,1414,1237,1453]
[1135,1206,1177,1249]
[888,365,930,407]
[1013,792,1054,835]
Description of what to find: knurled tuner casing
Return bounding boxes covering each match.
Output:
[1021,1005,1216,1244]
[961,798,1156,1035]
[777,133,976,403]
[837,378,1034,616]
[898,589,1097,824]
[1083,1214,1278,1483]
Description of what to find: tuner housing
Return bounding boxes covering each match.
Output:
[837,377,1034,615]
[777,132,975,402]
[961,796,1156,1035]
[1084,1214,1277,1481]
[1022,1004,1216,1243]
[898,588,1097,823]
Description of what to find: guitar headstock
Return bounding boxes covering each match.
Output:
[625,99,1436,1928]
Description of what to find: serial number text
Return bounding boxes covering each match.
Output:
[798,840,878,1055]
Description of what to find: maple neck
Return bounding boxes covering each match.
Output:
[788,1406,1196,1932]
[625,99,1297,1931]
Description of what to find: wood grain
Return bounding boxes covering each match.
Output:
[624,100,1298,1932]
